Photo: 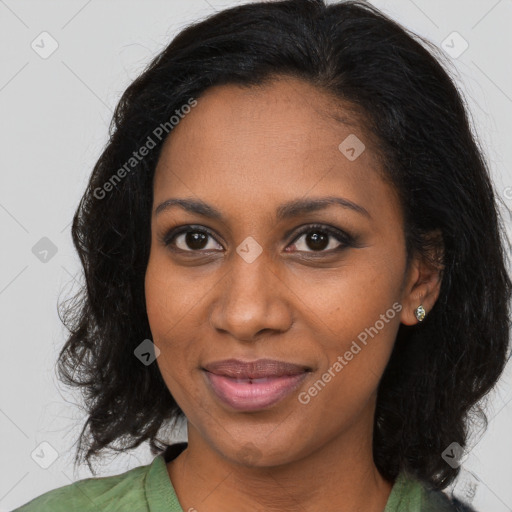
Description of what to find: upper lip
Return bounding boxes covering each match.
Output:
[203,358,311,379]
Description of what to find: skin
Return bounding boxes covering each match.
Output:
[144,76,443,512]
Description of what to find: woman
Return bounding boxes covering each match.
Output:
[14,0,511,510]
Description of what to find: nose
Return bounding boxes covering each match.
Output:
[209,251,293,342]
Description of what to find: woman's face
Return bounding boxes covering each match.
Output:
[145,76,432,468]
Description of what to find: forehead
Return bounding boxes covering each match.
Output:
[153,76,398,222]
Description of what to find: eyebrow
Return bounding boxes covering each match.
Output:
[154,196,371,220]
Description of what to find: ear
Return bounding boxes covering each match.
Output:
[400,229,444,326]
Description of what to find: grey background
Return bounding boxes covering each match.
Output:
[0,0,511,510]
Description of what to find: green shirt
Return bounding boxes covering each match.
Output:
[13,445,468,512]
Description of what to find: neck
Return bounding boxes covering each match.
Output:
[167,407,393,512]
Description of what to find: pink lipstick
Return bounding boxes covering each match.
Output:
[202,358,310,411]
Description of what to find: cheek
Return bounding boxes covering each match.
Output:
[144,251,205,336]
[144,257,187,380]
[297,315,398,439]
[145,253,169,330]
[145,263,201,414]
[144,252,209,388]
[289,258,402,399]
[290,259,402,340]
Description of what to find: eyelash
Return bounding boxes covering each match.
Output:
[161,223,357,255]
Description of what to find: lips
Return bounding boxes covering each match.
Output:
[202,358,311,379]
[202,358,311,411]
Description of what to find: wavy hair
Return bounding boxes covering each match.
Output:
[57,0,512,489]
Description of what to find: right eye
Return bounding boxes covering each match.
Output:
[163,225,224,252]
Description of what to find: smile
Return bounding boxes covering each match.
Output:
[203,371,310,411]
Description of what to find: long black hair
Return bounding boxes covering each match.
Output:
[57,0,512,490]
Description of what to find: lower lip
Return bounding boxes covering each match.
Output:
[203,371,309,411]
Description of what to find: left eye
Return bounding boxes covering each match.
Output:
[287,225,349,253]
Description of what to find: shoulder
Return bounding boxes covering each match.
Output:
[12,459,154,512]
[388,471,478,512]
[419,477,478,512]
[422,486,478,512]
